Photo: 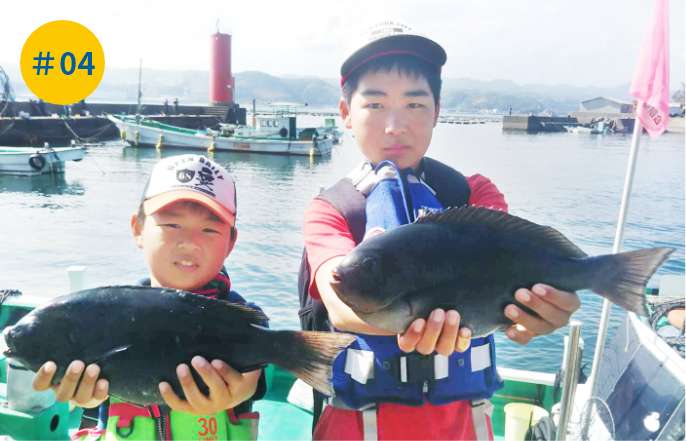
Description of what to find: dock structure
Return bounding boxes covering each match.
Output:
[0,101,231,146]
[0,114,223,146]
[502,115,577,133]
[437,116,493,125]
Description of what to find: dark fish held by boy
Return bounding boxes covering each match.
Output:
[331,206,673,337]
[2,286,355,405]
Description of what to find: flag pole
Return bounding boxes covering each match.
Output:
[579,0,668,436]
[580,115,643,438]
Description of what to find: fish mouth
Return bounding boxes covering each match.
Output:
[330,270,396,314]
[0,330,12,358]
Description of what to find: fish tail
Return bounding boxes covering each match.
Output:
[592,247,674,316]
[269,330,355,396]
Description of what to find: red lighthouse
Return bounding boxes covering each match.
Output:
[210,32,234,105]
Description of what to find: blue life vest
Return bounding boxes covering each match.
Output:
[331,160,503,409]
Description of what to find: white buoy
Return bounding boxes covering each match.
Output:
[67,265,87,292]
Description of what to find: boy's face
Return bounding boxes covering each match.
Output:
[131,201,236,291]
[340,67,439,170]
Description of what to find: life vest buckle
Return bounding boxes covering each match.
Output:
[395,353,447,383]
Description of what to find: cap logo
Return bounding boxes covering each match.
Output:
[368,21,411,41]
[176,169,195,183]
[196,166,217,192]
[163,156,226,198]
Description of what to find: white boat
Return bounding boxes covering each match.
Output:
[319,117,343,144]
[566,126,593,134]
[565,120,615,135]
[0,145,85,176]
[108,114,334,156]
[565,305,685,440]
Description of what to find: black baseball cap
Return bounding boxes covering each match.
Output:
[340,21,447,86]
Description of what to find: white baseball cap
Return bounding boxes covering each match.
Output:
[142,154,236,226]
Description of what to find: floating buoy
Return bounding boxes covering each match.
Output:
[208,137,216,152]
[28,153,46,171]
[120,128,126,141]
[156,133,164,150]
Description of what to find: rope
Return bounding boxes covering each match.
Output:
[578,397,615,441]
[62,117,114,143]
[0,120,15,137]
[61,117,84,142]
[0,66,14,117]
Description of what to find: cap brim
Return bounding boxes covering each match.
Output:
[341,34,447,84]
[143,190,236,226]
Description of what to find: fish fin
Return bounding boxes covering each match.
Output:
[250,323,269,331]
[157,287,270,325]
[593,247,674,316]
[417,206,588,258]
[203,299,269,325]
[226,302,269,325]
[85,344,131,365]
[269,331,355,396]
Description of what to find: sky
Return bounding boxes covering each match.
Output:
[1,0,684,90]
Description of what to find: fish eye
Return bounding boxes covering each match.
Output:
[361,256,380,274]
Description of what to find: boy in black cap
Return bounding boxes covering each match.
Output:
[299,21,580,440]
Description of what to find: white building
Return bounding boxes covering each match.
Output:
[579,97,634,114]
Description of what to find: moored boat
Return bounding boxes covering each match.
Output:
[0,145,86,176]
[107,114,334,156]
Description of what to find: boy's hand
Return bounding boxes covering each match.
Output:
[159,356,260,415]
[32,360,109,408]
[504,283,580,344]
[397,309,471,356]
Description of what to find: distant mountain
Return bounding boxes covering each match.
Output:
[3,63,635,114]
[440,78,633,115]
[233,71,340,106]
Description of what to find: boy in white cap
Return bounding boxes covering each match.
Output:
[298,22,581,439]
[33,154,264,440]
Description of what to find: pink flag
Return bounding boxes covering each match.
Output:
[630,0,670,137]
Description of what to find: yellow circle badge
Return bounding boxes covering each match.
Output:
[20,20,105,105]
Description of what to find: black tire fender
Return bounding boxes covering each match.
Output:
[28,153,46,171]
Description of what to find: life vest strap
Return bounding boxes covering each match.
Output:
[471,399,494,441]
[108,402,154,428]
[362,408,378,441]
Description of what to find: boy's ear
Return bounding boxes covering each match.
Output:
[339,97,352,129]
[130,213,144,249]
[433,101,441,127]
[225,228,238,257]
